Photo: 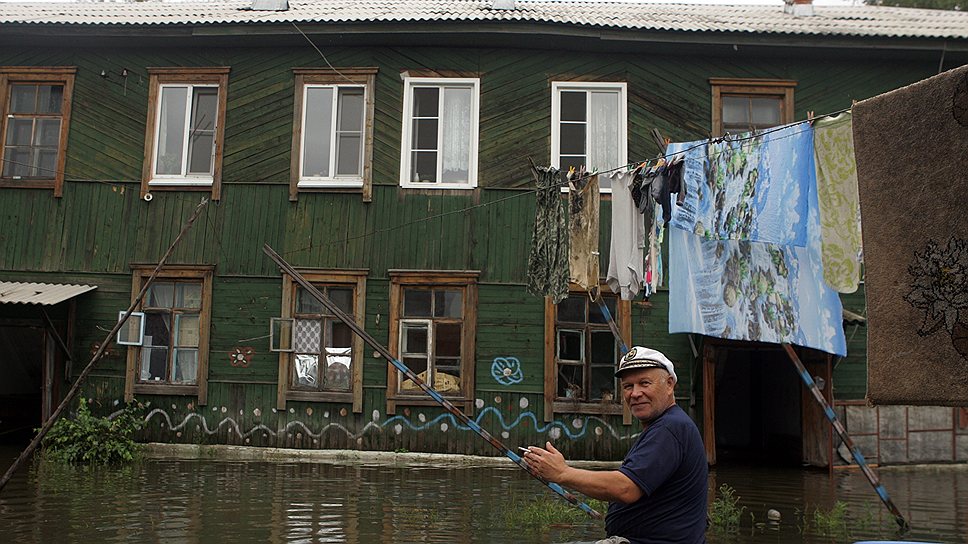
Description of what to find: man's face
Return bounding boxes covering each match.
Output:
[619,367,675,423]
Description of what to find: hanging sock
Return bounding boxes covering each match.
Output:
[568,172,601,292]
[813,111,862,293]
[527,166,570,304]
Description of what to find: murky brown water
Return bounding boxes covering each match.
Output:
[0,446,964,543]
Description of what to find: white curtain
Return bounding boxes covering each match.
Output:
[588,90,620,173]
[440,86,471,183]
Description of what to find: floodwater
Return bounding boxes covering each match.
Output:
[0,446,965,543]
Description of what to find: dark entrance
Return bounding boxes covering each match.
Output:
[701,339,833,468]
[0,324,47,444]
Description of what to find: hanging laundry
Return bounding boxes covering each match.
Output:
[606,170,646,300]
[813,112,862,294]
[647,157,684,224]
[668,164,846,356]
[568,172,601,292]
[527,166,570,304]
[854,65,968,406]
[666,124,811,247]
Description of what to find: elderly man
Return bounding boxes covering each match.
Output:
[525,346,708,544]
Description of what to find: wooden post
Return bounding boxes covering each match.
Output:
[702,342,717,465]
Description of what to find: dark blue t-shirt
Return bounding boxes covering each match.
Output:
[604,404,708,544]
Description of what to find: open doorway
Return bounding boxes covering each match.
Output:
[701,339,833,468]
[0,325,46,445]
[714,348,802,465]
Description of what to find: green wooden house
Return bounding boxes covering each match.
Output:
[1,0,966,465]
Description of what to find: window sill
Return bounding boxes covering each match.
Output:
[390,395,468,407]
[400,181,476,190]
[286,390,353,404]
[148,179,214,186]
[298,179,364,189]
[552,400,624,416]
[0,179,56,189]
[133,383,199,396]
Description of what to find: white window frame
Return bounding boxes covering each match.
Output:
[149,83,219,186]
[398,318,433,391]
[551,81,628,194]
[297,83,367,188]
[399,77,480,190]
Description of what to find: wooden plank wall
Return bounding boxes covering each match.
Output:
[0,42,932,456]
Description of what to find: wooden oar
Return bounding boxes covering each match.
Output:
[263,244,602,519]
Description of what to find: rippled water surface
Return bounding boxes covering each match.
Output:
[1,446,965,543]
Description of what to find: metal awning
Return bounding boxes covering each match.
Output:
[0,281,97,305]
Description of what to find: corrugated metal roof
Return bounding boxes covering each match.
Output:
[0,281,97,306]
[0,1,966,40]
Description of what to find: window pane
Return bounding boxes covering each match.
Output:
[174,314,200,348]
[297,286,325,314]
[293,354,319,387]
[303,86,334,178]
[403,290,432,317]
[590,331,615,364]
[440,86,471,184]
[329,321,353,348]
[588,297,617,324]
[434,290,462,318]
[156,86,188,175]
[37,85,63,114]
[588,90,620,172]
[560,91,586,122]
[2,148,28,177]
[401,357,428,389]
[402,322,429,354]
[435,358,461,392]
[721,96,749,127]
[175,283,202,309]
[35,119,60,146]
[434,322,461,358]
[327,287,354,315]
[9,85,36,114]
[559,123,585,156]
[36,149,57,178]
[324,347,352,390]
[336,134,361,176]
[192,87,217,131]
[143,312,171,347]
[412,87,439,117]
[294,319,322,353]
[559,155,586,178]
[412,119,438,150]
[557,364,584,399]
[6,118,33,146]
[337,87,364,131]
[750,97,782,126]
[140,347,169,381]
[590,366,615,402]
[146,282,174,308]
[187,132,214,175]
[557,296,586,323]
[411,150,437,183]
[558,329,583,361]
[172,349,198,384]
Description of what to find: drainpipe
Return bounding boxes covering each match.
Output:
[783,0,815,17]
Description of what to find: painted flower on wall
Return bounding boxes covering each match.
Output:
[904,237,968,359]
[491,357,524,386]
[230,346,255,367]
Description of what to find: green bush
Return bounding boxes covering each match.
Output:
[42,398,144,465]
[709,484,746,536]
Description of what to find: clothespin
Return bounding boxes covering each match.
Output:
[807,110,816,126]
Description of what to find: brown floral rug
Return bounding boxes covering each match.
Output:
[853,65,968,405]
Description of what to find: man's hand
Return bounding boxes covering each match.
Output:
[524,441,570,482]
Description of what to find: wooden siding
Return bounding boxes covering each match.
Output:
[0,41,934,457]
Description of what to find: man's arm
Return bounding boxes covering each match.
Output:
[525,442,643,504]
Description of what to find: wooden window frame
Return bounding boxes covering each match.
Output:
[550,81,627,194]
[386,270,479,415]
[141,67,229,201]
[124,265,214,404]
[276,269,367,412]
[710,78,796,137]
[0,66,75,196]
[290,68,377,202]
[544,284,633,424]
[399,77,480,190]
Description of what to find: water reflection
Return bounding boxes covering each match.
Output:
[0,447,965,543]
